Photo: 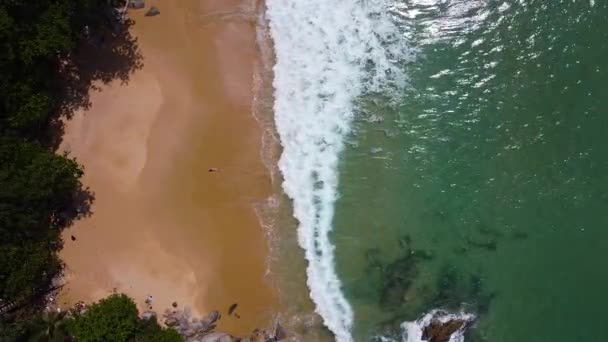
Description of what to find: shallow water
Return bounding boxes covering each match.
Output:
[330,0,608,341]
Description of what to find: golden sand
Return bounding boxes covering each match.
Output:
[59,0,276,335]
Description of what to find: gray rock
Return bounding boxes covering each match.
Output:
[145,6,160,16]
[199,310,221,331]
[182,307,193,319]
[190,321,203,331]
[198,321,216,333]
[201,333,233,342]
[164,316,179,327]
[202,310,221,324]
[141,310,157,320]
[128,0,145,9]
[274,323,287,341]
[249,329,269,342]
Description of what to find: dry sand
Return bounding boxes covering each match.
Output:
[59,0,276,335]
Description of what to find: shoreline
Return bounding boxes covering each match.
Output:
[58,0,278,336]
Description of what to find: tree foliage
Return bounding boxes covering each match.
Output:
[0,0,141,329]
[67,294,139,342]
[0,138,83,241]
[0,0,101,307]
[67,294,182,342]
[26,310,70,342]
[1,294,182,342]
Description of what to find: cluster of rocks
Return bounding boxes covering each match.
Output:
[161,308,220,340]
[149,307,286,342]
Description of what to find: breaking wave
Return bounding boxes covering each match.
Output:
[266,0,411,340]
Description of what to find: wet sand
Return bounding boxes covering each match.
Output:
[59,0,276,335]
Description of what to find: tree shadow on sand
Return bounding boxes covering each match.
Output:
[47,6,144,231]
[53,186,97,235]
[45,4,143,293]
[45,10,144,151]
[48,7,143,231]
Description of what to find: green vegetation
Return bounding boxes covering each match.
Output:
[17,310,70,342]
[0,138,83,301]
[0,0,142,338]
[0,294,182,341]
[67,294,181,342]
[67,294,139,342]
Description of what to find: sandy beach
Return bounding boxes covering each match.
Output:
[59,0,276,335]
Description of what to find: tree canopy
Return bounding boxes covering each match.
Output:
[0,2,175,340]
[0,0,95,308]
[67,294,181,342]
[67,294,139,342]
[1,294,183,342]
[0,0,141,335]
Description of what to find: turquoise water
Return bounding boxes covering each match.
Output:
[332,0,608,340]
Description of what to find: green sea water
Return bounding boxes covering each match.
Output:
[332,0,608,340]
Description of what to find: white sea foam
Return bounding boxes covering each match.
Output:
[265,0,410,341]
[401,310,475,342]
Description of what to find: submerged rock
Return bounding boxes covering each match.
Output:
[370,147,383,154]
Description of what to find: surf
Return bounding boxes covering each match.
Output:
[265,0,410,340]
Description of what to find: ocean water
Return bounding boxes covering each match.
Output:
[267,0,608,341]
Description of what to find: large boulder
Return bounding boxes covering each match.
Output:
[199,310,221,331]
[422,319,469,342]
[202,310,221,324]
